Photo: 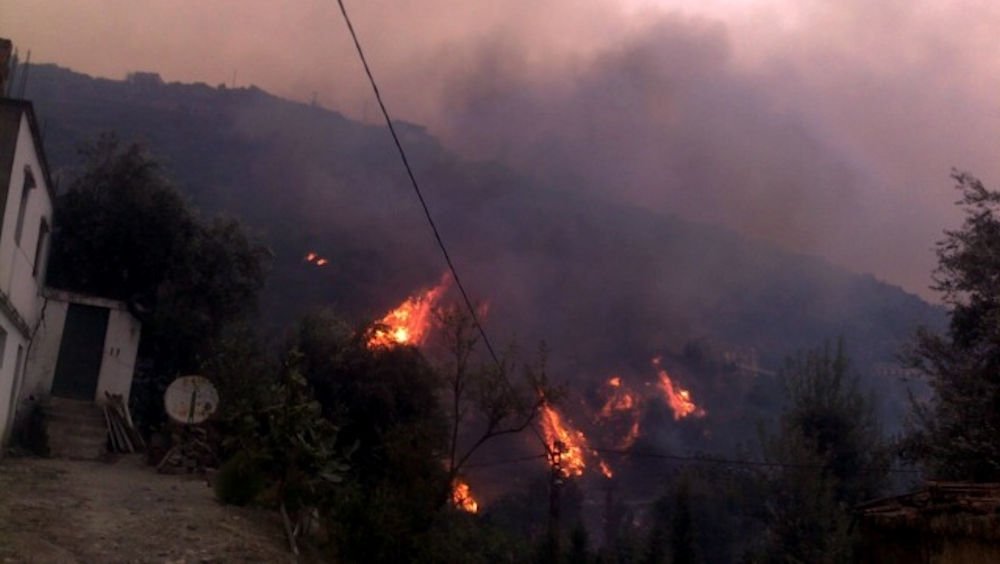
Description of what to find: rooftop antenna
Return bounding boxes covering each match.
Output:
[230,69,237,89]
[16,50,30,98]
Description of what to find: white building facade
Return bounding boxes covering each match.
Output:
[0,98,55,442]
[0,99,142,446]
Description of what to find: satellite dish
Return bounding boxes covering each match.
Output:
[164,375,219,424]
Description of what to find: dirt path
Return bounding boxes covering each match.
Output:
[0,455,300,563]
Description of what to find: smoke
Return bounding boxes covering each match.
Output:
[10,0,1000,294]
[419,3,1000,296]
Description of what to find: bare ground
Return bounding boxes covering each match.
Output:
[0,455,302,563]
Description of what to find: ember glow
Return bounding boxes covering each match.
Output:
[599,459,614,479]
[303,251,329,267]
[368,275,451,349]
[540,404,589,478]
[599,375,638,418]
[652,357,704,420]
[451,478,479,513]
[597,376,642,448]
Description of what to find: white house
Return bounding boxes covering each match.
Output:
[22,289,141,406]
[0,97,142,451]
[0,97,55,443]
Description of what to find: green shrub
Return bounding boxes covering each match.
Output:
[214,451,266,506]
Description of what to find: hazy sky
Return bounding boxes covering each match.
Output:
[7,0,1000,299]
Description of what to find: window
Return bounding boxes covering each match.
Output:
[0,327,7,371]
[15,166,36,246]
[32,218,49,278]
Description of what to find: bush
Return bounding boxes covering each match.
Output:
[214,450,266,506]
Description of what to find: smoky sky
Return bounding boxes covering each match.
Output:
[8,0,1000,299]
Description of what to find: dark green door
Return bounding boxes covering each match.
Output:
[51,304,109,400]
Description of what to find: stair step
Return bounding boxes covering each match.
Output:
[45,397,104,416]
[43,397,108,460]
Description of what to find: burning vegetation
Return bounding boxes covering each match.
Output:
[540,403,589,478]
[451,478,479,513]
[653,357,704,420]
[303,251,329,267]
[367,275,451,349]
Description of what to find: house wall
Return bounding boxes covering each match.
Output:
[96,307,142,402]
[20,298,66,400]
[0,314,29,443]
[0,110,52,443]
[21,293,141,406]
[0,113,51,325]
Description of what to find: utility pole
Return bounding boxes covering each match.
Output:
[603,477,617,551]
[546,440,565,562]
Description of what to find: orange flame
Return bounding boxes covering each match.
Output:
[599,459,614,479]
[652,357,704,420]
[623,419,640,449]
[452,478,479,513]
[368,275,451,349]
[304,251,330,267]
[597,376,642,448]
[599,376,637,418]
[540,404,588,478]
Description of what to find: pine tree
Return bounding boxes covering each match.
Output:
[906,172,1000,481]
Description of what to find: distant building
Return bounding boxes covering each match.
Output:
[0,96,141,453]
[859,482,1000,563]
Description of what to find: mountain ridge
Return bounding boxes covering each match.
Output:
[23,63,942,386]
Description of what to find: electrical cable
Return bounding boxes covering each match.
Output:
[334,0,554,457]
[334,0,500,366]
[459,447,919,475]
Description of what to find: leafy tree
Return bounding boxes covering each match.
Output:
[224,351,348,503]
[287,310,450,561]
[905,172,1000,480]
[47,134,270,429]
[434,308,553,504]
[758,342,887,562]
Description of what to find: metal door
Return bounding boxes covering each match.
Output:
[51,304,108,400]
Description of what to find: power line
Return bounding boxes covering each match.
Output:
[465,453,549,469]
[458,447,920,475]
[594,447,920,475]
[334,0,555,460]
[333,0,500,367]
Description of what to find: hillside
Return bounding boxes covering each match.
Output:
[24,64,942,432]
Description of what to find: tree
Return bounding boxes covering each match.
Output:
[434,308,552,505]
[758,341,887,562]
[221,351,348,551]
[287,310,450,561]
[47,134,270,429]
[906,172,1000,481]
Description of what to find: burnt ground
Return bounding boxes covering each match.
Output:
[0,455,305,563]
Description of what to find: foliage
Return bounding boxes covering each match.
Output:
[757,341,887,562]
[905,172,1000,480]
[287,310,450,561]
[639,468,761,564]
[410,510,533,564]
[214,450,267,506]
[222,351,347,516]
[434,307,554,502]
[201,323,277,422]
[46,133,271,431]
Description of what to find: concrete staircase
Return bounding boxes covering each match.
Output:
[43,397,107,460]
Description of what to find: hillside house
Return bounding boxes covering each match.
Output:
[0,97,56,443]
[859,482,1000,563]
[0,96,141,454]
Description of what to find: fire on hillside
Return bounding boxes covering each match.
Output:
[359,275,708,509]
